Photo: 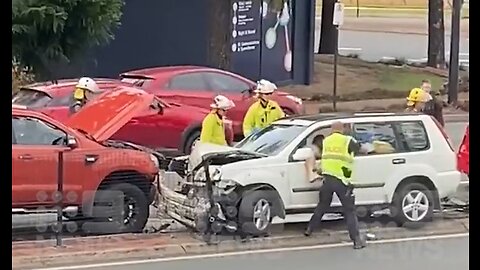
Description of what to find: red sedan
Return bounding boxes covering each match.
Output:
[119,66,305,138]
[457,124,469,177]
[12,79,233,155]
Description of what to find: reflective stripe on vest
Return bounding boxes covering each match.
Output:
[320,133,354,184]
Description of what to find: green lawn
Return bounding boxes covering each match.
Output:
[378,68,445,93]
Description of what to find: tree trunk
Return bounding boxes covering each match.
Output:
[207,0,232,69]
[427,0,446,68]
[318,0,336,54]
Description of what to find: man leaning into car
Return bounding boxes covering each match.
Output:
[304,121,367,249]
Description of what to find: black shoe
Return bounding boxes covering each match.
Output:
[353,236,366,249]
[304,228,312,237]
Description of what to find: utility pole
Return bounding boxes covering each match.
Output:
[332,1,344,111]
[447,0,461,104]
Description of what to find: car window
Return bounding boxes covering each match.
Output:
[236,124,307,156]
[12,89,52,108]
[203,72,251,92]
[167,73,209,90]
[48,94,72,107]
[12,116,66,146]
[297,126,331,160]
[352,122,399,155]
[394,121,429,152]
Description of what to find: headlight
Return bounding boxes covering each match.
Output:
[286,95,302,105]
[149,154,159,168]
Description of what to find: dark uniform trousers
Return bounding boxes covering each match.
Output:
[307,174,360,241]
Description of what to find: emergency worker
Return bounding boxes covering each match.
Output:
[199,95,235,146]
[304,121,366,249]
[69,77,99,114]
[242,79,285,137]
[405,88,429,112]
[419,79,445,127]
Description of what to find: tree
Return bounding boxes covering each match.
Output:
[427,0,446,68]
[318,0,336,54]
[12,0,124,79]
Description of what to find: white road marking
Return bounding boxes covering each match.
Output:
[339,47,363,51]
[33,233,469,270]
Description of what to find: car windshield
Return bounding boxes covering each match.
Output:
[235,124,307,156]
[12,89,52,108]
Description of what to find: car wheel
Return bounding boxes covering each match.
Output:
[88,183,149,234]
[391,182,434,227]
[238,190,274,236]
[184,130,201,154]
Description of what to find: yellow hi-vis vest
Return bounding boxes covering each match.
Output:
[320,132,354,185]
[200,111,227,146]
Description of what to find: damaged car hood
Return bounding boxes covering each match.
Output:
[188,142,266,170]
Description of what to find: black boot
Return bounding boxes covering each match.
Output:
[353,235,366,249]
[304,227,312,237]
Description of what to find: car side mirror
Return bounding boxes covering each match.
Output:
[66,136,78,148]
[292,147,314,161]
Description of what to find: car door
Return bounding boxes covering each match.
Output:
[350,120,403,205]
[203,72,256,135]
[160,72,213,109]
[287,126,331,208]
[12,115,85,207]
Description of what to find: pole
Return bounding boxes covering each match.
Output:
[447,0,461,104]
[356,0,360,17]
[333,25,339,111]
[55,151,64,247]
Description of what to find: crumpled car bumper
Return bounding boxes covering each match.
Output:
[158,172,210,229]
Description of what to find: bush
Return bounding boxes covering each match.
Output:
[12,59,35,94]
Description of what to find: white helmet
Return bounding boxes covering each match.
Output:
[254,79,277,94]
[210,95,235,110]
[76,77,99,93]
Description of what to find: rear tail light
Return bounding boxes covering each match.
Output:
[430,116,455,152]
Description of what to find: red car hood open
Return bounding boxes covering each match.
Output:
[66,87,155,142]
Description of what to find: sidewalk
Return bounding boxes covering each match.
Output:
[338,17,469,37]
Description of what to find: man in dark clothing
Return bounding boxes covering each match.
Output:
[304,122,366,249]
[420,79,445,127]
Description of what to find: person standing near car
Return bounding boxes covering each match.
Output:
[199,95,235,146]
[242,79,285,137]
[69,77,99,114]
[304,121,366,249]
[405,87,429,113]
[419,79,445,127]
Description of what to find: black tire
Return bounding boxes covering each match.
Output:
[87,183,149,234]
[238,190,276,236]
[390,182,434,228]
[184,130,201,155]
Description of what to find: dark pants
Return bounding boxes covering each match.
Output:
[307,175,360,241]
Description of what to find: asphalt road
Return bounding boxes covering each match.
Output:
[12,121,469,230]
[314,19,469,63]
[76,235,469,270]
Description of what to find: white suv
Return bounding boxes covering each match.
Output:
[160,112,461,236]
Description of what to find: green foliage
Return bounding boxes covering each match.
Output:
[12,58,35,93]
[12,0,124,78]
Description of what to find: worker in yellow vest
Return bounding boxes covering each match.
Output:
[242,79,285,137]
[69,77,99,114]
[199,95,235,146]
[304,121,366,249]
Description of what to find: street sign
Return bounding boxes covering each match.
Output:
[333,2,345,26]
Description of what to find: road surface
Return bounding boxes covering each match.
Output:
[60,234,468,270]
[12,121,468,230]
[314,18,469,63]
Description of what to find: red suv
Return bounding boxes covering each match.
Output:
[119,66,305,138]
[457,124,469,177]
[12,79,234,155]
[12,87,161,233]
